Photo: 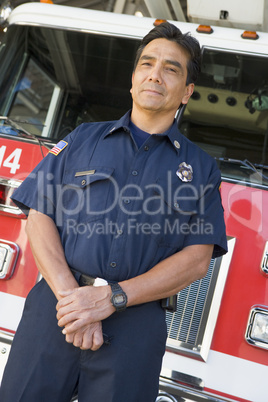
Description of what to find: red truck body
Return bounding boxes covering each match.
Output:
[1,3,268,401]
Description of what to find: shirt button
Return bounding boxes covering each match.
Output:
[132,170,138,176]
[81,179,86,185]
[174,202,180,209]
[110,262,117,268]
[117,229,123,236]
[174,140,180,149]
[124,199,130,204]
[144,146,149,151]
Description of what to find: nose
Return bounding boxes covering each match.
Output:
[148,64,162,83]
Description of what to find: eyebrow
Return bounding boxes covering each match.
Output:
[140,55,184,71]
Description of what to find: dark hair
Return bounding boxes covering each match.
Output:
[133,22,201,85]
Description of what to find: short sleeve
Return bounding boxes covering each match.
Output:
[182,163,227,259]
[11,132,75,221]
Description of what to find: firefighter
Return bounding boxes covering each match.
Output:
[0,22,227,402]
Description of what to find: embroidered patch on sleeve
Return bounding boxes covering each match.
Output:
[49,140,68,156]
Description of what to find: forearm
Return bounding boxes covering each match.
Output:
[120,244,213,307]
[27,209,104,350]
[26,209,78,300]
[56,243,213,343]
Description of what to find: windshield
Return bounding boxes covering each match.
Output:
[0,26,267,186]
[180,48,268,186]
[0,25,138,138]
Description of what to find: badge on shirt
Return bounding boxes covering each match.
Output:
[49,140,68,156]
[176,162,193,182]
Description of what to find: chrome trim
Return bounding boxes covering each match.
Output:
[245,306,268,350]
[161,368,204,391]
[156,392,177,402]
[0,204,21,215]
[0,331,13,346]
[261,241,268,275]
[0,331,13,382]
[0,239,19,279]
[221,176,268,190]
[0,177,21,188]
[0,178,23,216]
[166,238,235,361]
[159,376,235,402]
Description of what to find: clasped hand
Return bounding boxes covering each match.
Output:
[56,285,114,351]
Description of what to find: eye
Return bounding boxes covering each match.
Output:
[166,67,177,73]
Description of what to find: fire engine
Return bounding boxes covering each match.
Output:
[0,1,268,401]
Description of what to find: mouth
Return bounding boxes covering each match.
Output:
[142,88,163,96]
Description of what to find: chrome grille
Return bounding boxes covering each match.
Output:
[166,259,214,345]
[165,238,235,361]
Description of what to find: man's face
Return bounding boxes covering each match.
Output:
[131,38,194,116]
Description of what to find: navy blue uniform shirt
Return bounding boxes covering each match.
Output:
[12,111,227,283]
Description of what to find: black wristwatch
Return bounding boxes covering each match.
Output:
[110,283,128,312]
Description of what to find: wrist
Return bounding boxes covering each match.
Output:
[110,283,128,312]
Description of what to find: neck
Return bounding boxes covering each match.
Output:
[130,106,175,134]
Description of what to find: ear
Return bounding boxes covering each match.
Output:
[181,83,194,105]
[130,72,135,94]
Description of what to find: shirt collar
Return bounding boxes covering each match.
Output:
[105,110,183,154]
[164,118,183,154]
[105,110,132,137]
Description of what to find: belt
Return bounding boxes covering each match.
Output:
[71,269,108,287]
[78,273,95,286]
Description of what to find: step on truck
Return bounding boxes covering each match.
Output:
[0,2,267,401]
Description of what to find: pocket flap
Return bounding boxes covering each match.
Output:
[65,166,114,188]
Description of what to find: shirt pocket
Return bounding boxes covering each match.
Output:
[152,177,199,248]
[155,176,199,215]
[62,166,115,223]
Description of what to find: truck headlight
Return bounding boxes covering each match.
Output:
[245,306,268,350]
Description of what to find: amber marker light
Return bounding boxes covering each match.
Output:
[154,19,167,26]
[241,30,259,40]
[196,25,213,34]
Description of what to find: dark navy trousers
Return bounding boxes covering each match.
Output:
[0,279,167,402]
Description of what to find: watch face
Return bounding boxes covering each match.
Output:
[114,293,126,305]
[111,283,127,311]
